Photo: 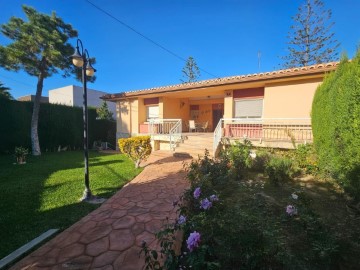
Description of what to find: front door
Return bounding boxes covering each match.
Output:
[212,104,224,131]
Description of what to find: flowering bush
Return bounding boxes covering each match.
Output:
[286,204,298,216]
[142,146,344,269]
[186,231,201,252]
[199,198,212,210]
[193,187,201,199]
[178,215,186,225]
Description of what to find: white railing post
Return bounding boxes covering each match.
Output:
[213,118,223,156]
[169,119,182,150]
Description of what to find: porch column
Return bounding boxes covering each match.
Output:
[224,90,233,118]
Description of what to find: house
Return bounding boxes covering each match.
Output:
[49,85,116,116]
[103,62,338,155]
[18,95,49,103]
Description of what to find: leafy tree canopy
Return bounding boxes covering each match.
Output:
[281,0,340,68]
[96,101,114,121]
[0,5,96,155]
[0,81,13,100]
[0,5,78,78]
[181,56,201,83]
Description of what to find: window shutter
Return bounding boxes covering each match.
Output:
[234,99,263,118]
[147,106,159,119]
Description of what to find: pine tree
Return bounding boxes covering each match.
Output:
[0,81,13,100]
[96,101,114,121]
[181,56,201,83]
[281,0,340,68]
[0,5,93,155]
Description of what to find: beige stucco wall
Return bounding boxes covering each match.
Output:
[162,97,189,119]
[263,79,322,118]
[162,97,190,130]
[117,100,130,138]
[130,99,139,135]
[224,91,233,119]
[138,98,146,125]
[116,98,139,138]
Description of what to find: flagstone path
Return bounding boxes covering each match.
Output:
[11,151,191,270]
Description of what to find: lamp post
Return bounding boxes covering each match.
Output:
[71,39,97,202]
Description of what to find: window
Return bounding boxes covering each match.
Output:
[234,99,263,118]
[147,105,159,120]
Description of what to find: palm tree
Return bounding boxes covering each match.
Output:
[0,81,13,100]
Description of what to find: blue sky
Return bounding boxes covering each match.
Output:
[0,0,359,99]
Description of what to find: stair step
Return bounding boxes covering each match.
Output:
[173,133,214,158]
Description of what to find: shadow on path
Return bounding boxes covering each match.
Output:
[11,151,192,270]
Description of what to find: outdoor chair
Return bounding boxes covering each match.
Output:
[200,121,209,132]
[189,120,197,132]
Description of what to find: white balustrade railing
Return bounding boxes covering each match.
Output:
[149,119,182,150]
[213,119,224,156]
[213,118,312,155]
[169,119,182,150]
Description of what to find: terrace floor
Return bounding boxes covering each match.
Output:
[11,151,191,270]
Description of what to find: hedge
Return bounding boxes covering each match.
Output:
[311,50,360,198]
[0,99,116,154]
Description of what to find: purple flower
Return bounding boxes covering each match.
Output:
[209,194,219,202]
[178,215,186,225]
[286,205,298,216]
[186,231,201,252]
[193,187,201,199]
[200,198,212,210]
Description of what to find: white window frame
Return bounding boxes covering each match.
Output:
[234,98,263,119]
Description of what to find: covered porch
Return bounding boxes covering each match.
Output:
[133,117,313,156]
[137,95,224,134]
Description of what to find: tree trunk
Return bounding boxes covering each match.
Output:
[31,73,44,156]
[135,159,141,168]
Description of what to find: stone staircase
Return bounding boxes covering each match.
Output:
[174,133,214,158]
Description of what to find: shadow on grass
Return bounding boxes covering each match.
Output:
[7,153,190,269]
[0,150,137,260]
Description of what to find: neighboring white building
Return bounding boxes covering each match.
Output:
[48,85,116,116]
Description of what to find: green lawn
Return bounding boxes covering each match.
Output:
[0,151,142,259]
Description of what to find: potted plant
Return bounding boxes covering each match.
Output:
[14,146,29,164]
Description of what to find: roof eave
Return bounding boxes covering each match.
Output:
[103,62,338,101]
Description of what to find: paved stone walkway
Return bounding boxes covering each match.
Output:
[11,151,191,270]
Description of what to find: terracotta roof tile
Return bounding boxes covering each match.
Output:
[103,62,339,100]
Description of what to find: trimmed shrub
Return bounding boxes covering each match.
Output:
[294,144,319,174]
[225,139,253,180]
[312,51,360,198]
[252,148,272,172]
[265,156,294,185]
[118,136,152,168]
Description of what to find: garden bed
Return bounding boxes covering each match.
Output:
[143,143,360,270]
